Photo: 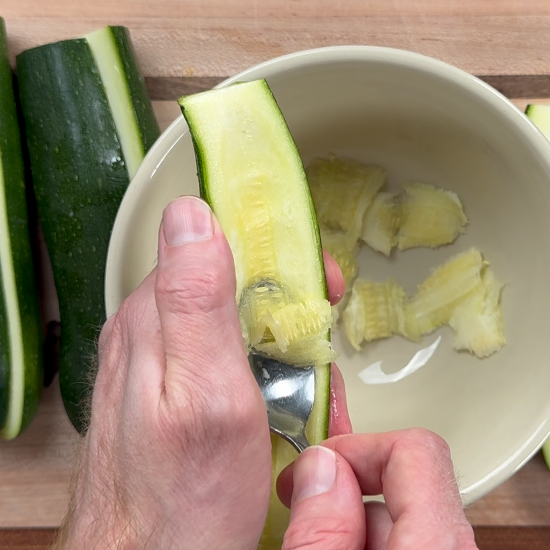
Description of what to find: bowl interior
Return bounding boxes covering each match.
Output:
[106,48,550,504]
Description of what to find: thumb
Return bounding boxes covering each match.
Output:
[283,446,366,550]
[155,196,250,396]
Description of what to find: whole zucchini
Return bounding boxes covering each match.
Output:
[0,17,43,440]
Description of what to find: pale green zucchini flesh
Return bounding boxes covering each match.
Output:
[526,104,550,141]
[86,27,145,180]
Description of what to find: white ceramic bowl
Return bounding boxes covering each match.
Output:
[105,46,550,504]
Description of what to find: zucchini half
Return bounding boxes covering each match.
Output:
[179,79,332,549]
[525,104,550,470]
[526,104,550,143]
[17,26,160,433]
[0,17,43,440]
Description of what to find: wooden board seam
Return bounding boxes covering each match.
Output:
[144,75,550,101]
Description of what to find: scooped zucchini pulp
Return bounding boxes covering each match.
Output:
[178,79,334,548]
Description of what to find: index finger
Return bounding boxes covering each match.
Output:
[323,249,346,306]
[326,429,477,547]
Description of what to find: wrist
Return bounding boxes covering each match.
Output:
[53,496,139,550]
[53,454,140,550]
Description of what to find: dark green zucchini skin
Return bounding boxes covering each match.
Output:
[0,18,43,436]
[17,28,160,433]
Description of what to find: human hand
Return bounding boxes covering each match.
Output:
[277,429,479,550]
[55,195,346,550]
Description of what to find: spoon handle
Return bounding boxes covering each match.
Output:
[268,424,310,453]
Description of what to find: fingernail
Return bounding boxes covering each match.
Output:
[293,446,336,503]
[163,196,213,247]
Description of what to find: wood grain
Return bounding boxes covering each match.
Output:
[3,1,550,542]
[2,16,550,79]
[0,529,56,550]
[466,453,550,526]
[2,294,550,528]
[144,75,550,101]
[4,0,550,18]
[474,527,550,550]
[0,383,78,528]
[2,527,550,550]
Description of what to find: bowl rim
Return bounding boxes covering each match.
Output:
[105,44,550,504]
[175,44,550,161]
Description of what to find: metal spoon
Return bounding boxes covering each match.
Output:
[250,354,315,453]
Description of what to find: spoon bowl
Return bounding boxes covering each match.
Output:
[250,354,315,453]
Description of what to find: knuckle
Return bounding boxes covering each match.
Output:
[161,385,213,442]
[405,427,451,457]
[96,313,124,374]
[97,316,114,358]
[92,310,129,406]
[283,515,358,550]
[117,292,151,334]
[205,386,259,432]
[391,428,457,490]
[109,307,130,352]
[207,388,261,433]
[156,263,232,316]
[103,289,157,357]
[161,375,262,449]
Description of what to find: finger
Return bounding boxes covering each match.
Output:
[323,250,346,305]
[153,196,272,546]
[154,196,260,409]
[325,429,478,549]
[364,501,393,550]
[277,362,353,507]
[93,269,163,414]
[282,446,366,550]
[329,363,353,437]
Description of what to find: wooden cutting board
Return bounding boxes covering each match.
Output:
[2,2,550,548]
[1,93,550,537]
